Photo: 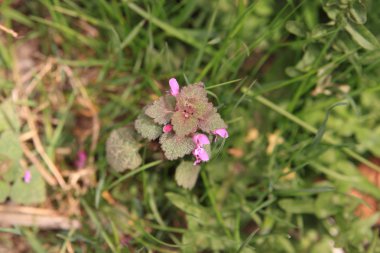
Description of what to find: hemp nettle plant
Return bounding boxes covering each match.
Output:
[106,78,228,189]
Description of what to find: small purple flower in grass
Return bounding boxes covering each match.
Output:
[163,124,173,133]
[23,170,32,183]
[169,78,180,96]
[192,133,210,165]
[212,128,229,139]
[192,146,209,165]
[75,150,87,169]
[192,133,210,146]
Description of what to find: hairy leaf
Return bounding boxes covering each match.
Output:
[198,110,227,133]
[178,83,207,103]
[171,111,198,137]
[10,167,46,204]
[160,133,195,160]
[145,95,176,125]
[175,161,200,190]
[135,113,162,140]
[106,127,142,172]
[176,83,210,118]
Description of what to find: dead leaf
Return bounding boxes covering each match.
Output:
[228,148,244,158]
[245,128,259,142]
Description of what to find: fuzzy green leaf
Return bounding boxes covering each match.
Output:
[198,110,227,133]
[175,161,201,190]
[106,127,142,172]
[145,95,176,125]
[0,130,23,182]
[134,113,162,140]
[176,84,211,119]
[178,83,207,103]
[160,133,195,160]
[171,111,198,137]
[0,181,10,202]
[10,167,46,204]
[0,99,20,132]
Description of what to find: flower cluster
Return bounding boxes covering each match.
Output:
[135,78,228,165]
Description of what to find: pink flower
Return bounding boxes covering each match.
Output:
[212,128,229,139]
[23,170,32,183]
[75,150,87,168]
[192,147,209,165]
[192,133,210,147]
[163,124,173,133]
[169,78,180,96]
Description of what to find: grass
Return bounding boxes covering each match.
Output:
[1,0,380,252]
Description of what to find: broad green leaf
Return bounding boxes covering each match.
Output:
[134,113,162,140]
[145,95,176,125]
[171,111,198,137]
[0,130,23,182]
[285,20,307,37]
[198,111,227,133]
[159,133,195,160]
[278,198,315,214]
[310,238,332,253]
[344,19,379,50]
[0,181,10,202]
[165,192,209,221]
[0,99,20,132]
[175,161,200,190]
[106,127,142,172]
[356,127,380,156]
[348,1,367,25]
[10,167,46,204]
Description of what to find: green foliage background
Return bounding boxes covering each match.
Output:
[1,0,380,252]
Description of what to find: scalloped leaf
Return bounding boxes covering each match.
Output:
[145,95,176,125]
[178,83,207,103]
[106,127,142,172]
[10,167,46,204]
[171,111,198,137]
[176,84,211,118]
[175,161,201,190]
[198,110,227,133]
[159,133,195,160]
[135,113,162,140]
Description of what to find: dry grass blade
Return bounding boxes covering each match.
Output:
[0,23,18,38]
[22,106,68,189]
[0,205,80,230]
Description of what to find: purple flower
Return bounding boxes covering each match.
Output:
[212,128,229,139]
[192,133,210,147]
[23,170,32,183]
[191,134,210,165]
[169,78,180,96]
[192,146,209,165]
[75,150,87,168]
[163,124,173,133]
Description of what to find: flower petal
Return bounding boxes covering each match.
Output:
[169,78,180,96]
[192,133,210,146]
[23,170,32,183]
[212,128,229,138]
[192,147,209,162]
[163,124,173,133]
